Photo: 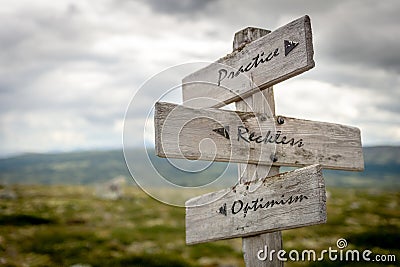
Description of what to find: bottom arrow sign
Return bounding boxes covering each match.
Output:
[185,164,326,245]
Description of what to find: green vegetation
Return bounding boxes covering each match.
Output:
[0,147,398,266]
[0,185,398,266]
[0,185,242,266]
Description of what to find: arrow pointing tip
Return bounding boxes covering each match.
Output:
[213,126,230,139]
[284,40,299,56]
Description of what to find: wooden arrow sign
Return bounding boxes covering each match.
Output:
[182,15,314,108]
[185,164,326,244]
[155,102,364,171]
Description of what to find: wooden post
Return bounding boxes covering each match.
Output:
[234,27,284,267]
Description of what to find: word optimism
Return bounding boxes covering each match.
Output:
[218,194,309,218]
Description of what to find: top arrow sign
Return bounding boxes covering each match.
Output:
[284,40,299,56]
[182,15,314,108]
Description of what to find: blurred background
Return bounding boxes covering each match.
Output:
[0,0,399,266]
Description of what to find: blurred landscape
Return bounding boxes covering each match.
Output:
[0,146,399,266]
[1,146,399,188]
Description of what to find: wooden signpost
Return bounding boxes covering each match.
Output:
[153,15,364,266]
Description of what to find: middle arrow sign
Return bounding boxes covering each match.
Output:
[155,102,364,171]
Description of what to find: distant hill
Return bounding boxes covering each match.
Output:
[0,150,131,185]
[0,146,399,189]
[323,146,400,188]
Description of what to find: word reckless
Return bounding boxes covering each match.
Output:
[237,126,304,147]
[217,48,280,86]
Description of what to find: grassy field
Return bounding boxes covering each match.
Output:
[0,185,398,267]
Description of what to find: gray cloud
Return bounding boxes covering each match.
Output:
[316,1,400,73]
[0,0,399,156]
[141,0,216,16]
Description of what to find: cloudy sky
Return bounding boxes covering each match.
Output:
[1,0,399,157]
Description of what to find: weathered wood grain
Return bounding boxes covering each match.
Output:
[154,102,364,171]
[234,27,283,267]
[185,164,327,244]
[237,90,283,267]
[233,27,271,51]
[182,15,314,108]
